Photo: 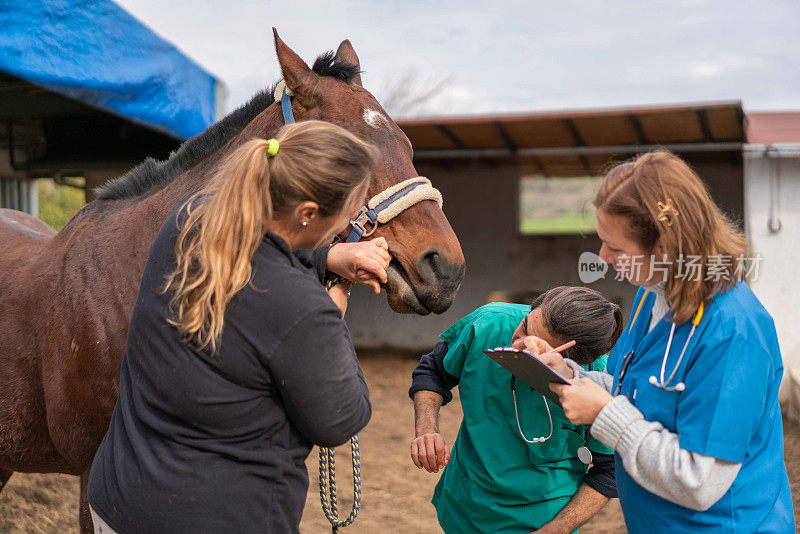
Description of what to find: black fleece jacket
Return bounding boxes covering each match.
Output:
[89,202,370,534]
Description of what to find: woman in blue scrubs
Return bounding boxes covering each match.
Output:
[530,150,795,532]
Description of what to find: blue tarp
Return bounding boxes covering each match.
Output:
[0,0,219,139]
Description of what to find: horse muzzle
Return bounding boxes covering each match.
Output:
[385,248,464,315]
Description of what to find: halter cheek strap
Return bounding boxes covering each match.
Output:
[346,177,443,242]
[275,79,444,245]
[274,81,296,125]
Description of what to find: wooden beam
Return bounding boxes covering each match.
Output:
[493,122,517,152]
[627,114,649,144]
[562,118,592,174]
[436,124,465,149]
[562,118,586,146]
[696,109,714,142]
[411,142,743,160]
[736,107,747,142]
[493,122,548,175]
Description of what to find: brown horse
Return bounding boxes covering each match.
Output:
[0,31,464,531]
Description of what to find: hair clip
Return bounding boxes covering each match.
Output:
[657,198,679,226]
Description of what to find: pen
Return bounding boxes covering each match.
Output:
[551,340,576,354]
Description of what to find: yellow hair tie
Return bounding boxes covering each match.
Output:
[266,138,279,157]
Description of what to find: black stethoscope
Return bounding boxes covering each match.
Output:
[615,289,705,396]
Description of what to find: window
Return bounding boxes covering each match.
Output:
[519,175,599,235]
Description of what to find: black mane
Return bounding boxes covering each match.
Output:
[94,89,276,201]
[95,52,360,202]
[312,51,361,83]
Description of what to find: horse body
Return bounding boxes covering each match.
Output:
[0,153,243,478]
[0,194,169,475]
[0,32,465,530]
[0,210,66,476]
[0,139,259,475]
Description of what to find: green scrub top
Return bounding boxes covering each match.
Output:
[432,302,612,534]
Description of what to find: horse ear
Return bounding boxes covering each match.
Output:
[334,39,363,87]
[273,28,316,96]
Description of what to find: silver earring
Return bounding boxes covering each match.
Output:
[302,221,308,228]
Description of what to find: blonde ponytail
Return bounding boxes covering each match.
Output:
[165,121,378,352]
[165,139,274,351]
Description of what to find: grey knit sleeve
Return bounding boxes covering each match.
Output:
[590,396,741,511]
[565,359,614,393]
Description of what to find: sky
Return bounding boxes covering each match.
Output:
[115,0,800,118]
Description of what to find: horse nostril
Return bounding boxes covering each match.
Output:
[417,248,463,285]
[414,248,465,314]
[420,250,443,277]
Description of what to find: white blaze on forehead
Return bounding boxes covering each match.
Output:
[363,108,391,130]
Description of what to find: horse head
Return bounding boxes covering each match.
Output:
[268,31,465,315]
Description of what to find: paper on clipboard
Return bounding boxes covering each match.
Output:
[483,347,571,404]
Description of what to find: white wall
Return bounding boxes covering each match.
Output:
[744,147,800,399]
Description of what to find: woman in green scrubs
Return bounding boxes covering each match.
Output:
[410,286,622,533]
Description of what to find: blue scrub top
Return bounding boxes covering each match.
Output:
[606,283,794,533]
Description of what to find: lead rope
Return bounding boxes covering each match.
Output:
[275,79,442,532]
[276,80,363,533]
[320,277,362,533]
[318,436,362,533]
[316,176,440,533]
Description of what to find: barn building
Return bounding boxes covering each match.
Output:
[0,0,223,212]
[345,104,800,402]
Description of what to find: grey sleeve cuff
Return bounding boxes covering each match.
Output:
[589,395,741,511]
[565,359,614,393]
[590,395,646,451]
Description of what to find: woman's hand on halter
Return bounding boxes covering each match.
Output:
[327,237,391,293]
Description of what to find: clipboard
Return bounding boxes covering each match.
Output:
[483,347,571,404]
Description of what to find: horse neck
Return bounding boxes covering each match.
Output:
[118,107,285,228]
[52,107,286,298]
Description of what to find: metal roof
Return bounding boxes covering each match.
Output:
[0,0,221,140]
[0,0,222,176]
[746,112,800,145]
[398,101,746,175]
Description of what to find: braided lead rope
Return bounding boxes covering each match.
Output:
[318,437,362,533]
[278,78,363,531]
[319,277,362,533]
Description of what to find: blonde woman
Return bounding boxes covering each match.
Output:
[88,121,388,534]
[528,151,794,532]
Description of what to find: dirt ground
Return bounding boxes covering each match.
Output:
[2,352,799,533]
